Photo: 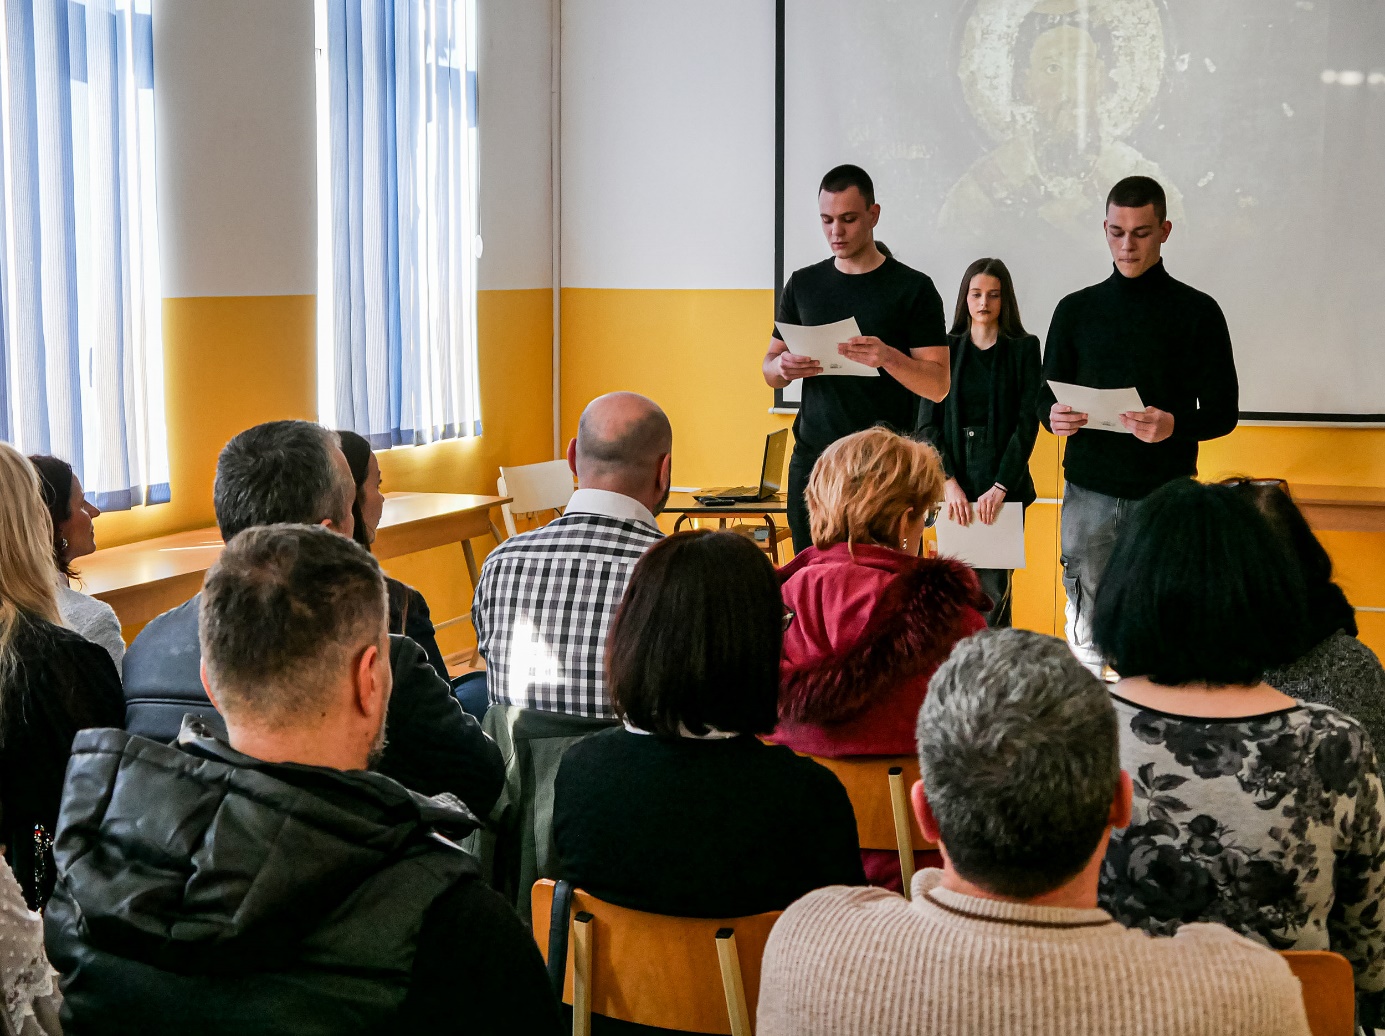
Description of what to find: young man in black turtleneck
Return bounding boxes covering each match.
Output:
[1038,176,1238,673]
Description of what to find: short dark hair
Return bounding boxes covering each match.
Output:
[1093,479,1308,685]
[213,421,349,542]
[336,429,375,551]
[819,164,875,207]
[920,629,1119,898]
[949,257,1029,339]
[1227,480,1358,643]
[28,454,77,578]
[199,524,386,724]
[1106,175,1167,223]
[607,531,781,737]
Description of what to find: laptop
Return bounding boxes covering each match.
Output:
[694,429,789,504]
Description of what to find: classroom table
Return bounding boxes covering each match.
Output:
[665,492,790,562]
[78,492,510,629]
[1290,484,1385,534]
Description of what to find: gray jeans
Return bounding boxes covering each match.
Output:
[1060,482,1139,674]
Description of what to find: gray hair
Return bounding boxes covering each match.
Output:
[200,524,386,726]
[918,628,1119,898]
[213,421,351,542]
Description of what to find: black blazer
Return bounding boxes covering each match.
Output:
[916,331,1042,505]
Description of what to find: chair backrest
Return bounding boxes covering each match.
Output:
[498,460,576,537]
[808,754,934,895]
[1280,950,1354,1036]
[808,754,931,851]
[533,879,781,1036]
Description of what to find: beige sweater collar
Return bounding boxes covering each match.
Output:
[912,870,1117,931]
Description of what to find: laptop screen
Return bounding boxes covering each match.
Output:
[759,429,789,495]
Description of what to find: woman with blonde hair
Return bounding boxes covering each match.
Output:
[774,427,989,889]
[0,443,123,910]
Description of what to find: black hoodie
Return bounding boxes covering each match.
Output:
[45,723,563,1036]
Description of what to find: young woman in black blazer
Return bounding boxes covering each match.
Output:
[917,258,1041,627]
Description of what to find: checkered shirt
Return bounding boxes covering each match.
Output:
[472,512,663,718]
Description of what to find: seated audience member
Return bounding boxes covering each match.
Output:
[1094,478,1385,1025]
[473,392,670,718]
[122,420,503,815]
[29,455,124,673]
[757,628,1313,1036]
[1226,477,1385,749]
[337,430,451,684]
[0,856,62,1036]
[774,426,988,889]
[44,525,563,1036]
[554,530,864,921]
[0,445,123,910]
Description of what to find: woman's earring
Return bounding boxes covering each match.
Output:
[58,536,68,557]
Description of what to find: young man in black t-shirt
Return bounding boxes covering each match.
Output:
[1038,176,1239,673]
[763,165,950,551]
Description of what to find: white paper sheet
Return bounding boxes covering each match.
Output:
[1047,381,1146,434]
[934,503,1026,570]
[775,317,880,377]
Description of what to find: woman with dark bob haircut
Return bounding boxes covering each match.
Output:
[1095,479,1385,1024]
[1226,479,1385,753]
[553,530,864,925]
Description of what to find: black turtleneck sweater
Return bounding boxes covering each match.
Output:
[1037,261,1238,499]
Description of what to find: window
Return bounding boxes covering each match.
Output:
[0,0,167,510]
[315,0,482,448]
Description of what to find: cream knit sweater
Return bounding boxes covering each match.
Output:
[757,870,1312,1036]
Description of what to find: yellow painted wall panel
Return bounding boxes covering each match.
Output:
[1013,503,1063,635]
[560,288,793,490]
[96,295,317,548]
[1358,612,1385,661]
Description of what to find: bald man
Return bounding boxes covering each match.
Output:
[472,393,672,718]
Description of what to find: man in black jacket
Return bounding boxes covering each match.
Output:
[46,524,563,1035]
[122,420,504,815]
[1038,177,1239,672]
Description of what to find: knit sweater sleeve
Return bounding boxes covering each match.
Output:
[1169,295,1238,442]
[1036,298,1076,431]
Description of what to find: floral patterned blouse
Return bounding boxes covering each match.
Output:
[1099,695,1385,1020]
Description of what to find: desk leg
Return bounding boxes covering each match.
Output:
[462,539,481,589]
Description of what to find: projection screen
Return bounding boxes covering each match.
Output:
[778,0,1385,419]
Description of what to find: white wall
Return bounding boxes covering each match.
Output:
[477,0,553,291]
[560,0,776,290]
[154,0,316,299]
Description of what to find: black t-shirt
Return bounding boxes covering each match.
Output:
[775,256,946,454]
[554,729,866,919]
[958,341,995,429]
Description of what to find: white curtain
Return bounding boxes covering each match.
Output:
[0,0,166,509]
[318,0,481,449]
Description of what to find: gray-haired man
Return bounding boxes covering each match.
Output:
[757,629,1310,1036]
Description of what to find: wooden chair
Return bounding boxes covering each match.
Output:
[1280,950,1355,1036]
[532,879,781,1036]
[498,460,576,538]
[808,754,935,897]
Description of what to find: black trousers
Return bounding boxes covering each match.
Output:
[787,447,819,554]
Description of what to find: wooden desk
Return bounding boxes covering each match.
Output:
[1291,484,1385,534]
[665,493,790,562]
[79,492,509,628]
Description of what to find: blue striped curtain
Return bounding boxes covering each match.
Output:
[322,0,481,449]
[0,0,167,511]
